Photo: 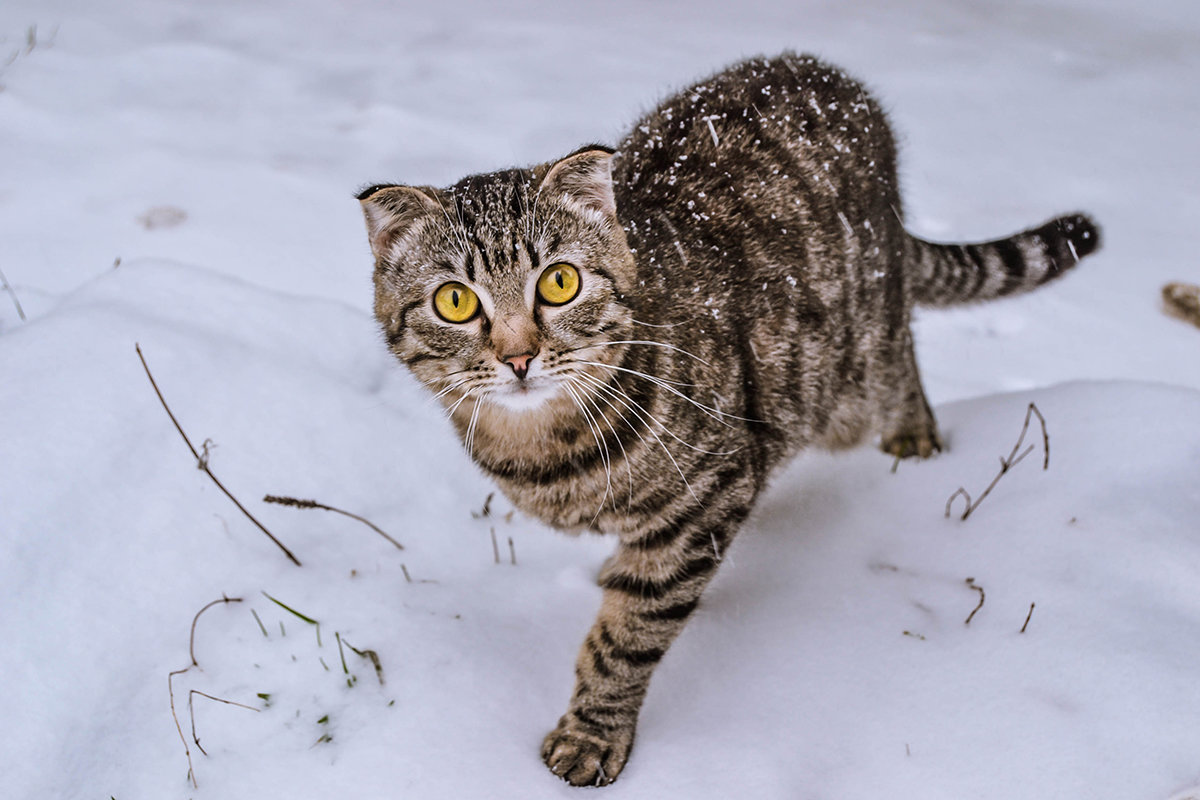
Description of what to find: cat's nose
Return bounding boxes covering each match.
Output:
[503,351,537,380]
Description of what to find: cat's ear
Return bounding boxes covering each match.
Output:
[357,185,444,260]
[540,147,617,218]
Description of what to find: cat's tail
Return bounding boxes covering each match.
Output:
[906,213,1100,307]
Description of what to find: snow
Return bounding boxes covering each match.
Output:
[2,1,1199,798]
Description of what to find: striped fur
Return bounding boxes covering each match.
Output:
[908,213,1100,307]
[359,52,1101,786]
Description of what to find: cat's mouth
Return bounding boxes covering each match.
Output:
[484,374,562,412]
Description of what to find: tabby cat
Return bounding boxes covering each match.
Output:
[358,53,1099,786]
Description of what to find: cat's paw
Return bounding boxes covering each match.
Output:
[541,720,631,787]
[881,426,943,459]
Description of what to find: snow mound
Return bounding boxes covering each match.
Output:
[1,260,1198,799]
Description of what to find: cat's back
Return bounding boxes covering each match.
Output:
[613,52,898,212]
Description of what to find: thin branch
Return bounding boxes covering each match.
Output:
[945,402,1049,521]
[0,265,27,321]
[263,494,403,550]
[964,577,985,625]
[491,527,500,564]
[136,344,301,566]
[507,536,517,566]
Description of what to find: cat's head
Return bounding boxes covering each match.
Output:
[360,148,637,415]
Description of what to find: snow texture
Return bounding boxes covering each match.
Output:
[1,1,1198,798]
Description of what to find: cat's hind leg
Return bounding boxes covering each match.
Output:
[878,330,943,459]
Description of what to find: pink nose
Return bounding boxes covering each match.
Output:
[503,352,536,380]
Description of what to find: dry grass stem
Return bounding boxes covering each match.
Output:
[264,494,403,550]
[945,402,1049,521]
[189,596,242,665]
[135,344,301,566]
[169,595,244,788]
[188,690,260,755]
[343,638,386,686]
[335,631,350,676]
[472,492,495,519]
[0,265,26,321]
[168,669,197,787]
[250,608,268,637]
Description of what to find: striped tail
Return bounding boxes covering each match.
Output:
[907,213,1100,307]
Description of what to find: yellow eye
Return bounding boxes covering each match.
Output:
[536,263,581,306]
[433,282,479,323]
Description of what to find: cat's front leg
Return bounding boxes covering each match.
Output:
[542,509,742,786]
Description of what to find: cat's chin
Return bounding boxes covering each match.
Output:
[483,380,561,413]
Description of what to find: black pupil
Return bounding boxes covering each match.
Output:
[555,272,564,289]
[451,289,460,307]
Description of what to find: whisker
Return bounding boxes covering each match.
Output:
[562,380,614,520]
[570,376,635,512]
[632,317,694,329]
[445,386,475,419]
[575,359,758,426]
[575,371,739,457]
[572,372,702,508]
[464,394,483,458]
[433,377,472,401]
[583,340,713,367]
[557,351,695,387]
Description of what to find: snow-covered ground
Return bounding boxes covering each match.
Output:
[1,1,1198,798]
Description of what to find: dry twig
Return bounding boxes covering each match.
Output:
[964,577,985,625]
[264,494,403,550]
[1020,602,1036,634]
[945,402,1049,521]
[136,344,300,565]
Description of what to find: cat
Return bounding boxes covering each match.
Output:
[357,52,1100,786]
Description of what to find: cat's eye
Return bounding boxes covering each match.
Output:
[536,263,581,306]
[433,282,479,323]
